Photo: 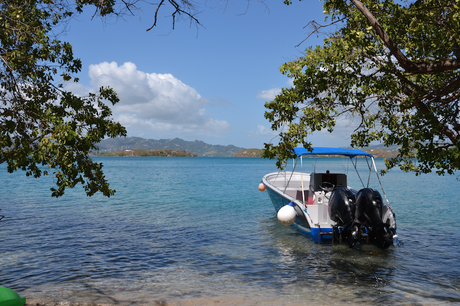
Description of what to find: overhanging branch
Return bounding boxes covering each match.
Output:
[146,0,201,31]
[350,0,460,74]
[296,18,346,48]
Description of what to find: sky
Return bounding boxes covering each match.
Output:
[62,0,355,149]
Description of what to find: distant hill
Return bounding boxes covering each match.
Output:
[234,149,263,157]
[96,137,245,157]
[95,138,400,158]
[357,145,400,158]
[233,145,400,158]
[358,148,399,158]
[361,144,400,152]
[96,149,197,157]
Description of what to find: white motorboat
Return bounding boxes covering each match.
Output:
[261,147,396,248]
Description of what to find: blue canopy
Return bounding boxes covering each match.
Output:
[294,147,373,158]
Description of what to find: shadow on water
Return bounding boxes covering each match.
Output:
[254,217,400,305]
[257,215,460,306]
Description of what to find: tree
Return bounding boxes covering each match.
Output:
[263,0,460,176]
[0,0,130,197]
[0,0,209,199]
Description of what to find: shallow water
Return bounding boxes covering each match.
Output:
[1,157,459,305]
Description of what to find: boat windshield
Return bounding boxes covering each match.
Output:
[282,155,378,190]
[311,162,348,175]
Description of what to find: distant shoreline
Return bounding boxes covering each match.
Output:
[93,148,197,157]
[232,148,398,158]
[91,148,399,159]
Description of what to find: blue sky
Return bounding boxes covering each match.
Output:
[63,0,354,149]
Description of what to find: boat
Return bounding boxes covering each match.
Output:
[260,147,397,248]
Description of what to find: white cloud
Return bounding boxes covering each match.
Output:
[257,79,294,101]
[246,118,356,148]
[256,88,281,100]
[81,61,231,137]
[62,82,89,96]
[247,125,278,137]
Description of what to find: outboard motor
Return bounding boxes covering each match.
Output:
[329,187,356,226]
[355,188,383,228]
[352,188,393,248]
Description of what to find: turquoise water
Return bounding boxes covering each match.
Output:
[0,157,459,305]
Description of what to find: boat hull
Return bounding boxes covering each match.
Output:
[261,147,396,248]
[264,182,333,243]
[262,173,395,247]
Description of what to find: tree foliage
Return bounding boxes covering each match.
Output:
[0,0,201,197]
[264,0,460,176]
[0,0,129,197]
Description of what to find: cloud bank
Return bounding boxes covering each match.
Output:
[74,62,231,139]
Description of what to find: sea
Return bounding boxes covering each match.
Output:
[1,156,459,306]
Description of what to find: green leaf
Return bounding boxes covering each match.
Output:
[264,0,460,177]
[0,0,127,197]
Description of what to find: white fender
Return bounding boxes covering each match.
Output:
[277,204,297,226]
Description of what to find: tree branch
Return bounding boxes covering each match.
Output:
[296,18,346,48]
[146,0,201,31]
[350,0,460,74]
[147,0,165,31]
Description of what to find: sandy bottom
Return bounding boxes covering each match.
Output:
[26,296,341,306]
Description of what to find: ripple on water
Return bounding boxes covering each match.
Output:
[1,157,460,305]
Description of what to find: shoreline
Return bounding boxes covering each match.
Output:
[25,297,347,306]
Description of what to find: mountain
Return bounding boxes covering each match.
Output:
[361,144,400,152]
[356,144,400,158]
[232,145,401,158]
[97,149,197,157]
[233,149,263,157]
[95,138,401,158]
[95,137,245,157]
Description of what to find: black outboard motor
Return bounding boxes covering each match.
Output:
[329,187,356,226]
[329,188,357,244]
[355,188,383,228]
[352,188,393,249]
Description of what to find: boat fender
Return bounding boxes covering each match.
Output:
[258,183,266,192]
[277,203,297,226]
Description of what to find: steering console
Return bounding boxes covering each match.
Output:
[319,181,335,193]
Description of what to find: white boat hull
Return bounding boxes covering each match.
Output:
[263,172,334,243]
[263,168,396,248]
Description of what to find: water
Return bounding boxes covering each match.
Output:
[1,157,459,305]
